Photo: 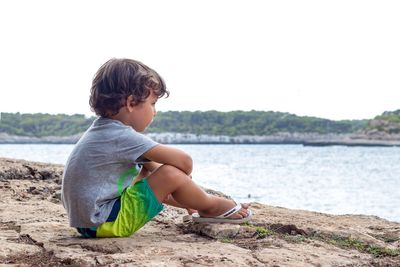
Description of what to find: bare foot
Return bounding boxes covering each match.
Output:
[186,208,197,215]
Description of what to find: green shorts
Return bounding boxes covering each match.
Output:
[95,179,163,237]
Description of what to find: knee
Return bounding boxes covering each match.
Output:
[157,164,190,185]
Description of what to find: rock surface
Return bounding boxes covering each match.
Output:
[0,157,399,266]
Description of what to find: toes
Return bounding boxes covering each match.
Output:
[243,209,249,217]
[224,201,250,219]
[186,208,197,215]
[235,203,250,218]
[237,208,248,218]
[237,212,245,218]
[241,203,250,209]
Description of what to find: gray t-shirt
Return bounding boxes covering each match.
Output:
[61,117,158,227]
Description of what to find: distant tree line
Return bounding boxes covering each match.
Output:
[367,109,400,134]
[0,113,95,137]
[0,111,373,137]
[374,109,400,123]
[148,111,368,136]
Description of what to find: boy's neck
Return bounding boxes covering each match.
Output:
[109,109,130,127]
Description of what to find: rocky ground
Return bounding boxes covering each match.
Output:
[0,157,399,266]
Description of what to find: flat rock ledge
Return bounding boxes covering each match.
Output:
[0,158,399,267]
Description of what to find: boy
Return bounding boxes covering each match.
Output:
[61,58,251,238]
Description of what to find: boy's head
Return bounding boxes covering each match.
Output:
[89,58,169,118]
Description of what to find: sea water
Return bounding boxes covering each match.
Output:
[1,144,399,222]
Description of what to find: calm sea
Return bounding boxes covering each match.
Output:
[1,144,399,222]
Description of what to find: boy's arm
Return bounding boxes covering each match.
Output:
[143,144,193,175]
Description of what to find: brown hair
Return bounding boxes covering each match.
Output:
[89,58,169,117]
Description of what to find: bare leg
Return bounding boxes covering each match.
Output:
[140,163,197,214]
[146,165,249,218]
[163,194,197,215]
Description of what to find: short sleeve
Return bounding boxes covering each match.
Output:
[116,127,158,163]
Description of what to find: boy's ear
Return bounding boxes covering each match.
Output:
[126,95,136,112]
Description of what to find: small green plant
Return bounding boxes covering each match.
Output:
[221,238,233,243]
[284,234,307,243]
[240,221,252,227]
[319,235,400,258]
[255,226,272,239]
[366,245,400,257]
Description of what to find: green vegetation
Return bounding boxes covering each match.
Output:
[236,223,400,257]
[221,238,233,243]
[255,226,273,239]
[374,109,400,123]
[0,113,95,137]
[238,223,400,257]
[366,109,400,134]
[283,234,307,243]
[318,235,400,257]
[148,110,367,136]
[240,223,273,239]
[3,110,400,137]
[283,232,400,257]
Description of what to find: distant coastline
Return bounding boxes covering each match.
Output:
[1,132,399,147]
[1,110,399,147]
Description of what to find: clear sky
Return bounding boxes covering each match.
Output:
[1,0,399,121]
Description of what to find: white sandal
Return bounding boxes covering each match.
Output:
[187,201,252,224]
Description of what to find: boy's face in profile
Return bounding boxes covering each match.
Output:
[127,90,158,132]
